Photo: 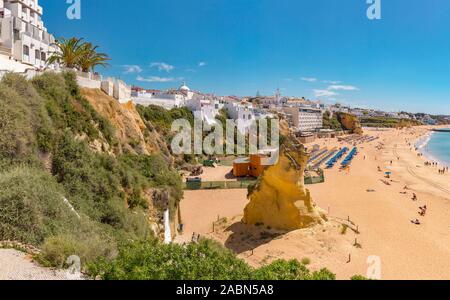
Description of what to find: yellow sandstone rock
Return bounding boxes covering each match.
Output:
[338,113,364,135]
[243,142,327,231]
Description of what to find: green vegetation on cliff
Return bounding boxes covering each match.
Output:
[360,116,422,128]
[88,239,336,280]
[323,111,344,130]
[0,72,181,268]
[0,71,339,280]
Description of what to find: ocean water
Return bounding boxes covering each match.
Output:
[422,130,450,167]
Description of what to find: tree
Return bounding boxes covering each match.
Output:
[47,37,85,69]
[77,43,110,73]
[47,37,110,72]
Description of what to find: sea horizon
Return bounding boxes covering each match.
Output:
[419,129,450,167]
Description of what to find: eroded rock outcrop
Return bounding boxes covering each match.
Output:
[80,88,167,155]
[337,113,363,134]
[243,140,327,231]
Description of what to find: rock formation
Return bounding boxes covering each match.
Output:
[337,113,363,134]
[243,138,327,231]
[80,88,169,156]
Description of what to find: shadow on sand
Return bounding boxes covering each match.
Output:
[223,222,286,254]
[224,172,258,182]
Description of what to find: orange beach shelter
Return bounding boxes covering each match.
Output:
[233,154,271,178]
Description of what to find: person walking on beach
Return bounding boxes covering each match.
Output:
[412,193,418,201]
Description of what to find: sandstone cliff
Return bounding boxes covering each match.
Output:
[243,139,327,231]
[337,113,364,134]
[80,88,169,156]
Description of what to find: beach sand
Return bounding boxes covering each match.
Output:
[177,126,450,280]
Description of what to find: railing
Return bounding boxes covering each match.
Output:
[183,180,256,190]
[182,172,325,190]
[74,70,102,81]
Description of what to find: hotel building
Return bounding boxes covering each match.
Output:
[283,106,324,132]
[0,0,58,70]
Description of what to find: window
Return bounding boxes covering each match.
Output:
[35,49,40,60]
[23,45,30,56]
[41,52,46,61]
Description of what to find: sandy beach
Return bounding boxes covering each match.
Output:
[178,126,450,280]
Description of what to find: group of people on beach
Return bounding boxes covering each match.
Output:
[409,192,428,226]
[438,167,448,174]
[424,161,449,174]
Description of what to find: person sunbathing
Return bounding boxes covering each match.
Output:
[419,206,427,216]
[411,219,421,225]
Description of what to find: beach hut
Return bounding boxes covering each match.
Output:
[233,157,251,177]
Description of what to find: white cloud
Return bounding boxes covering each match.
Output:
[327,85,359,91]
[283,78,293,82]
[301,77,317,82]
[323,80,341,84]
[150,62,175,72]
[198,61,207,67]
[313,89,338,98]
[136,75,183,83]
[123,65,142,74]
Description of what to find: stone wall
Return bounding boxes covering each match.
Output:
[76,75,101,89]
[113,79,131,104]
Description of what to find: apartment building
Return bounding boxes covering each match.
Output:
[283,106,323,132]
[0,0,57,70]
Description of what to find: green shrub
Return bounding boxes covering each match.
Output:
[0,74,52,166]
[88,239,253,280]
[351,275,370,280]
[0,167,80,245]
[301,257,311,265]
[253,259,311,280]
[137,104,194,134]
[31,71,115,144]
[38,225,117,269]
[88,239,337,280]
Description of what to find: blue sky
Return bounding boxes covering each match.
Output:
[42,0,450,114]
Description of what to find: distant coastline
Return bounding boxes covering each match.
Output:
[417,128,450,167]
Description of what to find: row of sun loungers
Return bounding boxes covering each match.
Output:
[311,149,338,169]
[341,147,358,168]
[339,135,379,145]
[308,148,329,164]
[326,147,349,169]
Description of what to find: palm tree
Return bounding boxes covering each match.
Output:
[77,43,110,73]
[47,37,85,69]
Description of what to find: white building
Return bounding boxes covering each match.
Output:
[131,82,198,109]
[0,0,58,71]
[283,106,323,132]
[225,101,256,133]
[131,82,222,125]
[258,89,286,108]
[225,101,276,134]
